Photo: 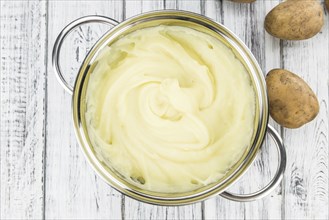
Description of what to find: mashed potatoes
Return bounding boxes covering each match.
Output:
[85,25,255,193]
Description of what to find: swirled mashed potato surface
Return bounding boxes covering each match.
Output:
[85,25,255,193]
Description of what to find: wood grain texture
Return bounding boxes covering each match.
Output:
[1,0,328,219]
[45,1,123,219]
[281,0,329,218]
[204,1,283,219]
[0,1,47,219]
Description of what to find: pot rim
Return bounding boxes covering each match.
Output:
[70,10,269,205]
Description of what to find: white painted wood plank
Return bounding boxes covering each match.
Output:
[281,1,329,218]
[242,1,283,219]
[45,1,123,219]
[204,0,222,24]
[164,0,177,9]
[0,1,47,219]
[204,1,283,219]
[123,1,203,219]
[177,0,203,13]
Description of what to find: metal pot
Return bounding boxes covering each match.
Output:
[52,10,286,205]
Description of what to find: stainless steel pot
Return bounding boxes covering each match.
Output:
[52,10,286,205]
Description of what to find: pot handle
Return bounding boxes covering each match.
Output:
[220,124,286,202]
[52,15,119,94]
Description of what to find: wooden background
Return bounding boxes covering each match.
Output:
[1,0,328,219]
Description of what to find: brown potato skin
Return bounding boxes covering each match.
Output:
[230,0,256,2]
[266,69,319,128]
[265,0,324,40]
[326,0,329,11]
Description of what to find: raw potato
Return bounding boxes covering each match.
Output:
[266,69,319,128]
[265,0,324,40]
[230,0,256,2]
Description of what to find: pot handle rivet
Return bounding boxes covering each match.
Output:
[220,124,286,202]
[52,15,119,94]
